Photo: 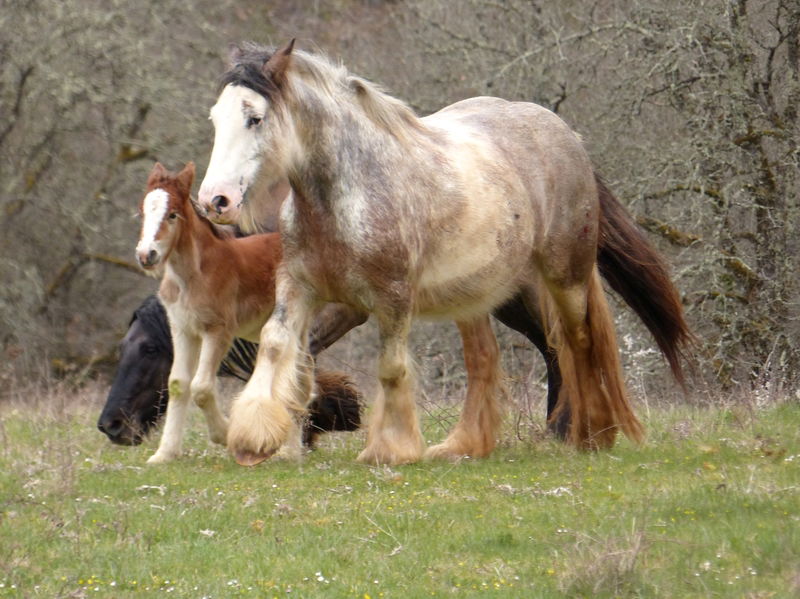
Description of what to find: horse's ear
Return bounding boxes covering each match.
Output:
[228,42,244,67]
[263,38,295,86]
[175,162,195,196]
[147,162,168,186]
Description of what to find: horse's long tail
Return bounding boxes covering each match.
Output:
[595,174,694,385]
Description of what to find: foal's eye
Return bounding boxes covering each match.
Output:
[168,212,178,221]
[246,116,262,128]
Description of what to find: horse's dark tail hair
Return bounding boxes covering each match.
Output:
[304,370,363,448]
[595,174,694,386]
[218,339,259,381]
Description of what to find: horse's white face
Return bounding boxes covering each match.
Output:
[136,189,179,270]
[199,84,276,225]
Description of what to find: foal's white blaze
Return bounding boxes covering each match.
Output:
[136,189,170,266]
[199,85,270,223]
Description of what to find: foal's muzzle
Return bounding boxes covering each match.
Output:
[136,249,159,269]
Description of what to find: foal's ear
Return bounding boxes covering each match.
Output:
[175,162,195,196]
[147,162,168,186]
[263,39,295,86]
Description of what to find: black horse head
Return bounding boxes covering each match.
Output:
[99,295,363,448]
[98,296,172,445]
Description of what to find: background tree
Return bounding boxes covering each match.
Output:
[399,0,800,395]
[1,0,796,401]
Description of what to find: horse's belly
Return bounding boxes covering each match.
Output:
[415,255,522,319]
[234,316,268,343]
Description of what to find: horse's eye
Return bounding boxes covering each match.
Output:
[168,212,178,221]
[246,116,262,128]
[142,344,159,357]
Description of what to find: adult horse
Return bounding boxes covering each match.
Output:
[97,294,362,448]
[199,41,691,466]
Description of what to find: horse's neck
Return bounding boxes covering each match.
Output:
[165,210,219,286]
[289,100,406,209]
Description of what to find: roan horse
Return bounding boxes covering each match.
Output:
[97,294,362,448]
[198,42,692,466]
[134,161,363,462]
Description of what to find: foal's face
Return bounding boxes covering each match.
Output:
[136,163,194,270]
[199,84,276,225]
[136,188,182,270]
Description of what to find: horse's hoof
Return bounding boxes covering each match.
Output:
[357,445,422,466]
[209,433,228,446]
[234,448,276,467]
[147,452,175,464]
[424,443,468,462]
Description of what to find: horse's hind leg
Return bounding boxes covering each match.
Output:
[492,294,568,438]
[357,311,424,465]
[148,330,200,464]
[426,315,504,461]
[543,269,643,449]
[191,329,232,446]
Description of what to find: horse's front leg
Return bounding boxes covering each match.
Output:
[357,312,424,465]
[226,270,314,466]
[148,329,200,464]
[190,328,233,446]
[426,315,504,461]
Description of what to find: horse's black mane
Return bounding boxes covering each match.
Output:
[131,295,173,357]
[219,42,279,99]
[134,295,256,381]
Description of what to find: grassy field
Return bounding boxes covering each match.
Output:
[0,383,798,598]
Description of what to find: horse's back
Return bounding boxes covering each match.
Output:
[425,97,599,247]
[425,96,593,182]
[410,96,601,314]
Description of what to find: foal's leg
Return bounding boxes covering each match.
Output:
[357,312,424,465]
[148,330,200,464]
[190,329,232,446]
[226,272,315,466]
[426,315,504,460]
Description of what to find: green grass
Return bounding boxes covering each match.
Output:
[1,390,798,598]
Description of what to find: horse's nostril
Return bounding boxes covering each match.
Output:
[147,249,157,265]
[211,195,229,214]
[98,418,124,437]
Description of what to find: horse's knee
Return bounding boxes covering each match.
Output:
[259,322,292,364]
[191,381,215,407]
[565,322,591,351]
[168,378,190,401]
[379,358,410,389]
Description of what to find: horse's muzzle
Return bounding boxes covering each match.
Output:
[136,249,159,269]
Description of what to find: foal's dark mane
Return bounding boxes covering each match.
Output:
[134,294,257,382]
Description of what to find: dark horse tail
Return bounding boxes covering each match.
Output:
[595,174,694,385]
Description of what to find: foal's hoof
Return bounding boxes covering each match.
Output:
[147,451,177,465]
[233,448,276,467]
